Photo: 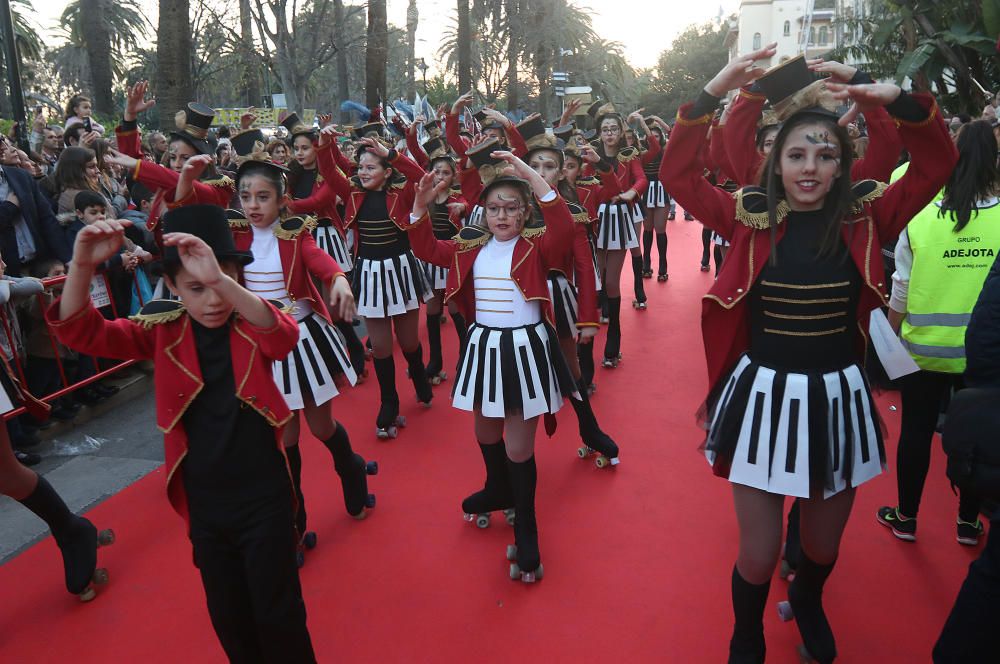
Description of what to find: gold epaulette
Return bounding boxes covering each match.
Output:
[617,146,639,163]
[576,175,600,187]
[455,225,490,251]
[567,202,590,224]
[521,225,546,239]
[390,176,407,190]
[226,209,249,229]
[129,300,186,329]
[733,186,790,229]
[202,175,234,188]
[316,173,325,185]
[274,215,317,240]
[850,180,889,214]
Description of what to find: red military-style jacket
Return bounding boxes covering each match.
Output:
[723,86,904,187]
[315,142,425,236]
[660,93,956,390]
[576,161,625,221]
[116,121,234,240]
[588,145,649,204]
[46,298,299,524]
[556,203,600,328]
[231,216,346,323]
[287,140,358,231]
[405,193,575,327]
[639,130,662,168]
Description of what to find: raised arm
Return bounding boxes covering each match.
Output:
[446,92,475,161]
[851,105,902,182]
[406,121,429,170]
[315,126,353,199]
[406,172,460,268]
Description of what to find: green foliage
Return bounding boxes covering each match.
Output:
[641,21,729,120]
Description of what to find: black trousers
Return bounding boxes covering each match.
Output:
[190,491,316,664]
[934,510,999,662]
[897,371,980,521]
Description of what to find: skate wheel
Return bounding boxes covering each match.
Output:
[376,428,390,440]
[90,568,109,586]
[521,570,538,583]
[388,427,398,439]
[396,416,407,428]
[504,509,515,526]
[506,544,518,561]
[303,532,317,549]
[577,446,590,459]
[595,456,608,468]
[534,563,544,580]
[365,494,376,509]
[440,372,447,381]
[475,514,490,529]
[351,509,369,521]
[430,376,441,386]
[777,600,794,622]
[97,529,115,546]
[366,460,379,475]
[78,586,97,602]
[419,400,433,409]
[463,512,475,523]
[296,551,305,568]
[509,563,521,580]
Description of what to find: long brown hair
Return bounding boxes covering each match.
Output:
[758,112,855,261]
[53,146,97,192]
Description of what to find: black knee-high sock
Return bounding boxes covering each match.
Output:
[322,421,355,471]
[598,287,608,319]
[425,313,443,374]
[784,499,802,571]
[373,356,398,405]
[730,566,769,664]
[18,476,74,538]
[642,230,654,271]
[507,455,540,572]
[285,445,307,535]
[702,227,712,265]
[656,232,668,275]
[335,320,366,374]
[631,255,645,302]
[577,341,595,388]
[789,554,837,664]
[449,310,467,354]
[714,244,724,276]
[605,296,622,359]
[403,345,433,404]
[19,476,97,594]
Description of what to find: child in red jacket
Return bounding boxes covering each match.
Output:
[48,206,316,662]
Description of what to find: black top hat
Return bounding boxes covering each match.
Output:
[422,137,450,161]
[171,102,216,155]
[355,122,385,139]
[473,108,490,124]
[425,119,442,137]
[466,137,504,170]
[586,99,603,119]
[582,128,598,142]
[230,129,266,157]
[516,116,552,151]
[553,124,575,142]
[161,205,254,266]
[755,55,839,122]
[280,112,315,138]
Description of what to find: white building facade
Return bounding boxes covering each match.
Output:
[725,0,870,68]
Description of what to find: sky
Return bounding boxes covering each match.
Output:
[34,0,740,73]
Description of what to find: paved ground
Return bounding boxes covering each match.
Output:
[0,388,161,563]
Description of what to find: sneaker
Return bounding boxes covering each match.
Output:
[877,506,917,541]
[14,449,41,467]
[957,518,985,546]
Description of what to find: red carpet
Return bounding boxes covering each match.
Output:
[0,216,977,662]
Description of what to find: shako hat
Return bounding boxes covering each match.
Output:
[422,136,450,161]
[755,55,839,122]
[466,136,507,185]
[553,123,575,143]
[280,111,315,139]
[171,102,216,155]
[235,141,291,178]
[230,128,266,157]
[161,205,254,266]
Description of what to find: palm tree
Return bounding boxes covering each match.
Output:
[156,0,192,132]
[366,0,388,109]
[0,0,44,116]
[456,0,472,92]
[58,0,150,113]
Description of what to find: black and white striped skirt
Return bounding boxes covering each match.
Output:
[419,259,449,291]
[702,354,886,499]
[596,202,639,251]
[275,313,358,411]
[467,204,485,228]
[547,271,579,339]
[452,321,578,419]
[645,178,668,208]
[352,251,432,318]
[313,220,354,272]
[0,367,17,415]
[711,231,731,248]
[588,235,602,291]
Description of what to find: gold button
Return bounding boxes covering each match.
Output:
[737,288,744,293]
[727,296,733,301]
[877,282,884,287]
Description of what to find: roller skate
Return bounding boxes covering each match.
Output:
[603,297,622,367]
[642,269,653,279]
[296,531,317,568]
[657,272,668,282]
[375,399,405,439]
[335,453,378,519]
[424,358,447,386]
[777,555,837,664]
[602,353,622,369]
[462,442,515,529]
[404,346,433,408]
[571,383,620,468]
[507,456,542,583]
[60,517,114,602]
[631,256,647,310]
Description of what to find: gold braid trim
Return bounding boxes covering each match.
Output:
[572,211,591,224]
[274,215,318,240]
[129,304,186,329]
[576,175,600,186]
[674,109,712,127]
[228,217,250,229]
[455,231,490,251]
[733,189,790,229]
[202,175,234,188]
[316,173,325,185]
[617,147,638,164]
[850,180,889,214]
[521,225,546,239]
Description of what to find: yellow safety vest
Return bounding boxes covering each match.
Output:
[901,199,1000,372]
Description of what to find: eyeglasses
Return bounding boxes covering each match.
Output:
[600,127,621,135]
[485,204,524,218]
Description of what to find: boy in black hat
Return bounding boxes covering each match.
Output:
[47,204,316,662]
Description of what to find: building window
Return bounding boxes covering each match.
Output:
[808,27,816,45]
[783,21,790,37]
[818,26,828,45]
[753,32,761,50]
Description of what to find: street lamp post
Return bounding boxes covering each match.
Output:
[417,58,429,95]
[0,0,27,151]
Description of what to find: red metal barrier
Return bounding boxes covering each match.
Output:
[1,269,149,420]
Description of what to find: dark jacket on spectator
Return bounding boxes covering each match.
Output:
[966,253,1000,388]
[0,166,72,274]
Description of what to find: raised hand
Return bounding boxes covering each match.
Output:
[32,109,46,132]
[482,107,511,127]
[704,43,778,97]
[825,82,902,127]
[241,107,257,130]
[71,219,134,269]
[452,91,474,115]
[162,232,224,286]
[413,171,449,213]
[579,145,600,164]
[103,149,139,171]
[627,108,645,124]
[328,276,356,323]
[808,59,858,84]
[124,81,156,121]
[80,131,101,147]
[579,326,598,344]
[318,113,333,128]
[358,136,389,158]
